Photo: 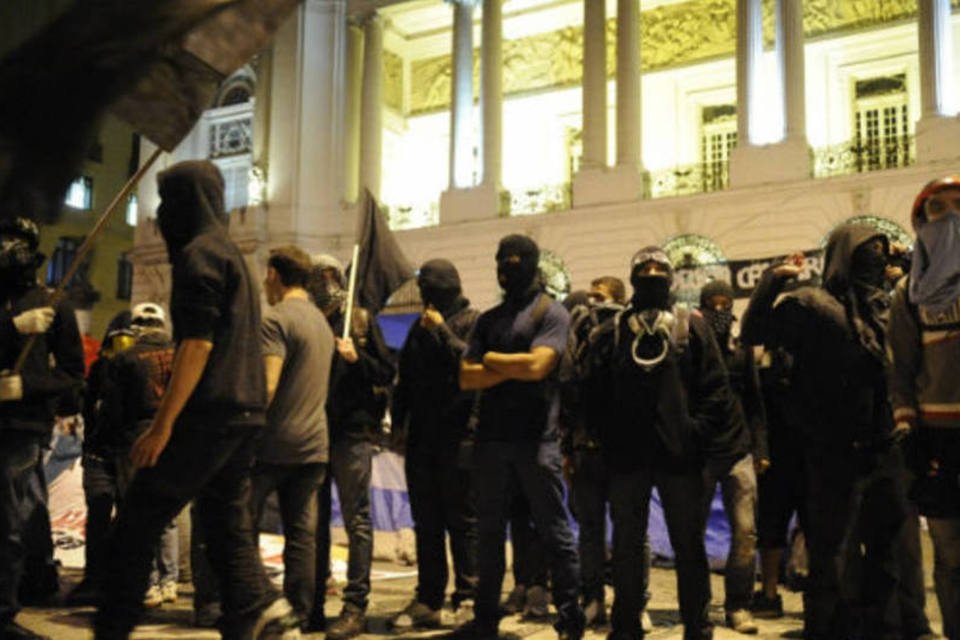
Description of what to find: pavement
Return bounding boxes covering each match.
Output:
[16,533,946,640]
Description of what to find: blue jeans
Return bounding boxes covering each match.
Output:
[473,440,582,631]
[329,437,373,612]
[116,456,178,589]
[0,430,43,623]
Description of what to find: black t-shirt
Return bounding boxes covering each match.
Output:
[464,294,570,442]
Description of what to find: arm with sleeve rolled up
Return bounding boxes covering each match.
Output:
[129,338,213,468]
[887,281,921,431]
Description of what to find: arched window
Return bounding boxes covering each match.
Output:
[822,215,912,249]
[662,234,729,305]
[213,65,256,108]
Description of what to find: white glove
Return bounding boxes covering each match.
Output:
[12,307,55,335]
[0,373,23,402]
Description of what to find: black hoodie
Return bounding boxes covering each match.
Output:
[740,224,893,449]
[156,161,265,427]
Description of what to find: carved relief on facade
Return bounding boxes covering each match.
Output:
[383,50,404,112]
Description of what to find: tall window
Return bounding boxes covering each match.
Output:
[116,253,133,300]
[700,105,737,192]
[65,176,93,210]
[46,236,81,286]
[853,74,911,171]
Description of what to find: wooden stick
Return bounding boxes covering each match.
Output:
[13,147,164,374]
[342,243,360,340]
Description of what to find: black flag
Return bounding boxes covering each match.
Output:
[351,190,415,315]
[0,0,300,224]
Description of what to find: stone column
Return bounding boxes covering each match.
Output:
[359,12,384,200]
[343,21,364,204]
[480,0,503,191]
[448,0,476,189]
[915,0,960,162]
[265,0,347,248]
[580,0,607,172]
[735,0,761,146]
[615,0,641,172]
[779,0,806,145]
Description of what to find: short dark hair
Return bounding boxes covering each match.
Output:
[590,276,626,304]
[268,246,312,288]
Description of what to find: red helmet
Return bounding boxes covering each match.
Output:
[911,176,960,228]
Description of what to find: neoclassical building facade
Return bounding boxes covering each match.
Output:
[130,0,960,312]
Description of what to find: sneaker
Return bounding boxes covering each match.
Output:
[389,600,442,630]
[583,599,606,627]
[522,585,550,619]
[640,610,653,633]
[726,609,759,635]
[253,598,302,640]
[143,585,164,608]
[749,591,783,619]
[453,601,475,626]
[326,606,366,640]
[445,619,498,640]
[194,601,223,628]
[160,581,178,603]
[0,620,51,639]
[502,585,526,615]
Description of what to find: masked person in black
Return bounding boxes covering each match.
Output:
[388,259,479,629]
[306,254,395,640]
[741,225,910,640]
[458,234,585,640]
[696,280,766,635]
[584,247,734,640]
[0,217,83,640]
[94,161,298,640]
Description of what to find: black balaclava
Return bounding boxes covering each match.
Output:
[0,217,43,298]
[418,258,465,318]
[629,246,673,310]
[155,160,226,258]
[496,234,540,302]
[699,279,736,339]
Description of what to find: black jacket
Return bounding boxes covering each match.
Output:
[709,336,769,465]
[392,298,479,451]
[159,161,266,427]
[112,331,175,447]
[740,225,893,450]
[326,307,395,441]
[0,286,84,435]
[586,306,737,472]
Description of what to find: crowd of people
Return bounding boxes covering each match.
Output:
[0,160,958,640]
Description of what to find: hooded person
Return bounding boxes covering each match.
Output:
[93,160,300,640]
[457,234,585,640]
[388,258,480,629]
[740,224,910,640]
[0,216,83,640]
[888,176,960,640]
[583,246,733,640]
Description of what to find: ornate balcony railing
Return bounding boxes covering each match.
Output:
[650,162,730,199]
[385,201,440,230]
[813,135,915,178]
[510,183,572,216]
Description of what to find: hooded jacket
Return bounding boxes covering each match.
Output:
[740,224,893,450]
[392,260,480,450]
[156,161,265,426]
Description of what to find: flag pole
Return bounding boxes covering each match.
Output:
[13,146,164,374]
[342,243,360,340]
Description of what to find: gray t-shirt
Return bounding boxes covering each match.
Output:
[260,296,334,464]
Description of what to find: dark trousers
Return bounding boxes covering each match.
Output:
[510,493,547,588]
[21,447,57,599]
[570,447,609,603]
[898,509,934,638]
[313,473,333,623]
[81,455,119,586]
[326,437,373,612]
[251,461,326,619]
[0,430,43,623]
[406,446,478,609]
[802,445,907,640]
[94,423,278,640]
[609,466,712,640]
[473,440,581,630]
[928,517,960,640]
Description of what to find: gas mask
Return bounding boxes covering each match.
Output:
[0,236,40,293]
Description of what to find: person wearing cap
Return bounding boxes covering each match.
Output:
[387,259,479,630]
[583,247,731,640]
[740,225,910,639]
[304,253,395,639]
[457,234,585,640]
[0,217,84,640]
[888,176,960,640]
[697,280,767,635]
